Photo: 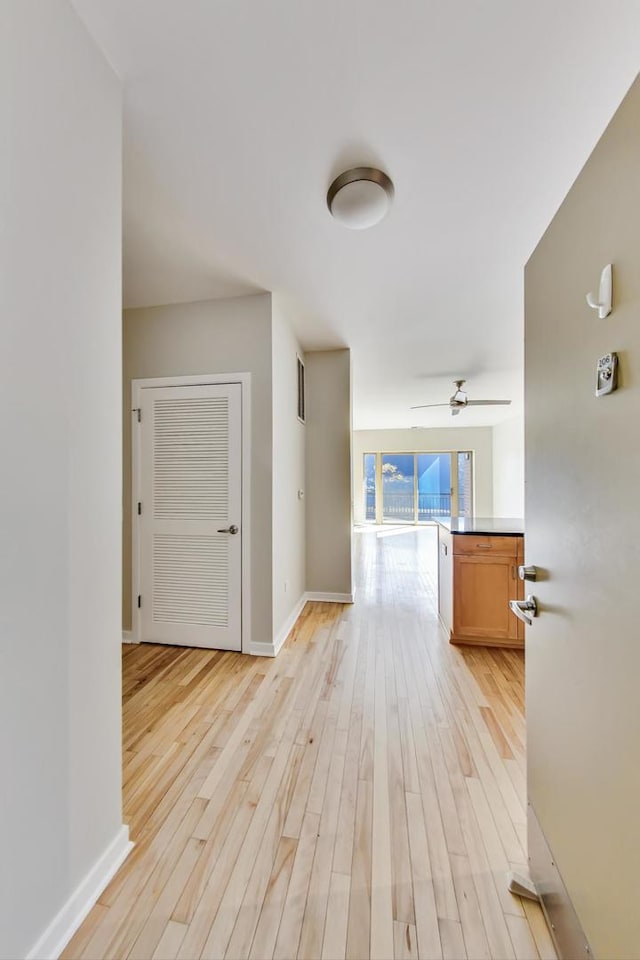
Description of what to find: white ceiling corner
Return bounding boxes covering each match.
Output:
[73,0,640,428]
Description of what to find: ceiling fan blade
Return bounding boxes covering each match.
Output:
[464,399,512,406]
[409,402,451,410]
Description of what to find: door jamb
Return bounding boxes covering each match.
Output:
[130,373,252,653]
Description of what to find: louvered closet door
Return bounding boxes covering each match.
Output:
[139,383,242,650]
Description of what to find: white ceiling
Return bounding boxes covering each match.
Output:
[74,0,640,429]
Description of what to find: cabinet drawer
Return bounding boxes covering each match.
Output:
[453,534,520,557]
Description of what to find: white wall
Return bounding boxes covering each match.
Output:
[352,426,494,522]
[123,294,274,647]
[305,350,353,598]
[492,416,525,518]
[0,2,124,956]
[271,308,306,642]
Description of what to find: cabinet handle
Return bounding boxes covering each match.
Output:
[475,543,492,549]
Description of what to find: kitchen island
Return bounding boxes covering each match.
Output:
[437,517,525,648]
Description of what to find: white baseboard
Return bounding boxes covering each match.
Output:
[249,593,308,658]
[127,590,355,660]
[275,594,308,653]
[248,640,278,657]
[250,590,356,657]
[304,591,355,604]
[27,825,133,960]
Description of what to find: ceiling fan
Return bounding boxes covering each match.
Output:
[410,379,512,417]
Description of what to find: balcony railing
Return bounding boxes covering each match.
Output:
[365,491,451,522]
[417,493,451,519]
[365,492,376,520]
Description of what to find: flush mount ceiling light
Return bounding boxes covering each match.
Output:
[327,166,394,229]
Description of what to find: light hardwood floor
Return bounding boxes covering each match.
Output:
[63,526,556,960]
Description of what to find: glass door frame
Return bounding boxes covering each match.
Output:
[363,450,473,524]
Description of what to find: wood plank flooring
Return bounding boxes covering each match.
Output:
[63,526,556,960]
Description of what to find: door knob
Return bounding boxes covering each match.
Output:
[217,524,239,535]
[518,564,538,582]
[509,595,538,626]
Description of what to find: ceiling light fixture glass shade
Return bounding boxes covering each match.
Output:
[327,167,394,229]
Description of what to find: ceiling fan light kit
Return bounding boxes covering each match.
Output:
[410,379,512,417]
[327,166,394,230]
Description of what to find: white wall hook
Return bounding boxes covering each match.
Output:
[586,263,612,319]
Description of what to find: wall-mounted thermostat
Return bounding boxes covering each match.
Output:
[595,352,618,397]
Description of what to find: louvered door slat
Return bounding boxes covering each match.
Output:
[153,396,229,523]
[139,382,242,651]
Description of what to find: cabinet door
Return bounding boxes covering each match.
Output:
[515,538,525,643]
[453,554,521,642]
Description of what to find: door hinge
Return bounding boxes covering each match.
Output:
[137,501,142,516]
[137,594,142,609]
[132,407,141,423]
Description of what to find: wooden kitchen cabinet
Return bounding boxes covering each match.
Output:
[438,525,524,648]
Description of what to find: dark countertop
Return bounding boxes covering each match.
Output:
[437,516,524,536]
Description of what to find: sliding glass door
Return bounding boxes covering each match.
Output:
[417,453,451,520]
[364,453,376,520]
[382,454,415,522]
[363,451,473,524]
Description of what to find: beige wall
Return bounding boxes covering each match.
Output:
[352,426,494,522]
[525,75,640,958]
[123,294,274,646]
[2,2,123,955]
[305,350,353,597]
[271,306,306,638]
[492,416,525,518]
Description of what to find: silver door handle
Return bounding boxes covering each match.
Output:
[509,595,538,626]
[518,565,538,582]
[217,524,239,535]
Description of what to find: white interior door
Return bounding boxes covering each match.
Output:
[138,383,242,651]
[524,80,640,956]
